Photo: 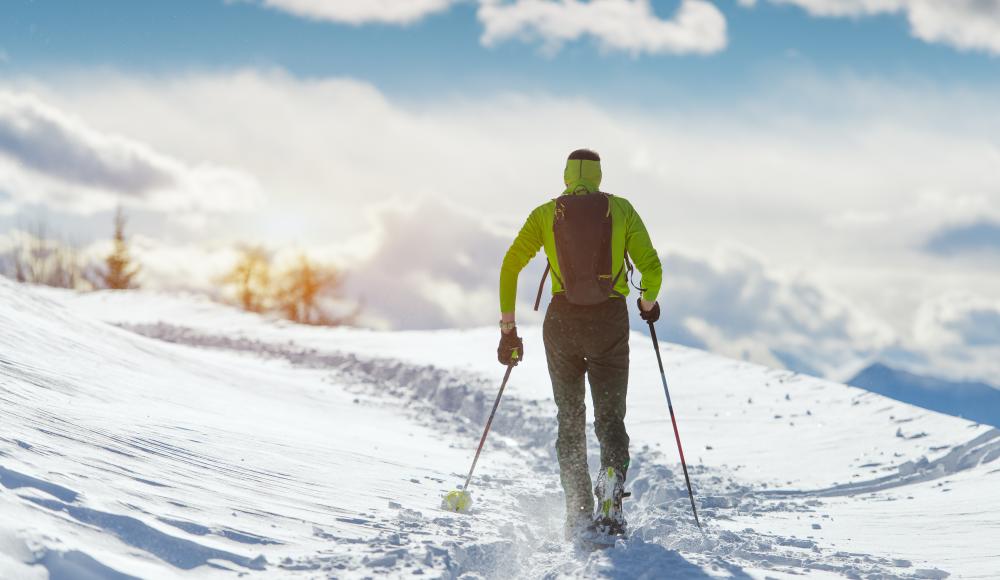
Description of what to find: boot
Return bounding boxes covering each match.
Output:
[593,467,627,536]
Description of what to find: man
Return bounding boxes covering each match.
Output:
[497,148,662,539]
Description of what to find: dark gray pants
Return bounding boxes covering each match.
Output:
[543,294,630,520]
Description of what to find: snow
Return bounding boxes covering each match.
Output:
[3,280,999,578]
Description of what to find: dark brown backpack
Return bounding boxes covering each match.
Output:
[533,192,629,309]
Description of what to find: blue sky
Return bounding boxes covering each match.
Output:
[2,0,997,105]
[1,0,999,383]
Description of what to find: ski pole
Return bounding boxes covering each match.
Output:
[648,321,702,529]
[462,363,514,492]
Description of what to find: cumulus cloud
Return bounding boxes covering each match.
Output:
[8,69,1000,343]
[904,1,1000,54]
[338,203,996,383]
[764,0,1000,55]
[252,0,461,25]
[890,293,1000,382]
[914,294,1000,349]
[650,248,895,376]
[24,69,1000,253]
[0,91,261,219]
[60,195,891,379]
[10,191,992,384]
[0,92,174,194]
[4,69,999,384]
[338,199,892,377]
[242,0,1000,57]
[341,198,547,329]
[243,0,727,55]
[477,0,727,55]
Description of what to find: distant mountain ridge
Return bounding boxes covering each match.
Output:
[849,362,1000,427]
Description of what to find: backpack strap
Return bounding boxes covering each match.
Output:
[533,262,550,312]
[609,263,626,299]
[624,252,648,294]
[533,260,566,311]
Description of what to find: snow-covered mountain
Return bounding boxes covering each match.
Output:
[2,278,998,579]
[849,363,1000,428]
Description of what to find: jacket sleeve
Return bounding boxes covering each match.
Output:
[625,203,662,302]
[499,208,544,313]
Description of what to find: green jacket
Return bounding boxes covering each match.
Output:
[499,158,662,313]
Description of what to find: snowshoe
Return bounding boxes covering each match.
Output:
[593,466,627,537]
[567,517,618,551]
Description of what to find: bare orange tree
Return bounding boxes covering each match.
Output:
[274,254,352,325]
[223,246,272,313]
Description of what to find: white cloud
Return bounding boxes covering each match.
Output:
[6,69,1000,378]
[0,201,881,383]
[22,68,1000,255]
[252,0,461,25]
[477,0,727,55]
[244,0,727,55]
[339,200,893,377]
[653,248,895,376]
[4,195,890,377]
[873,292,1000,383]
[905,1,1000,54]
[914,293,1000,350]
[10,193,994,384]
[241,0,1000,57]
[342,198,536,329]
[0,91,261,219]
[766,0,1000,55]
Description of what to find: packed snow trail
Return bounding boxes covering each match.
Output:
[1,281,998,578]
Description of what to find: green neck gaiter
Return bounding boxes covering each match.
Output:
[563,158,602,195]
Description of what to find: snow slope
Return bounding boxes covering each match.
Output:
[2,280,999,578]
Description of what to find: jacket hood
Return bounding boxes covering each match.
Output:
[563,157,602,195]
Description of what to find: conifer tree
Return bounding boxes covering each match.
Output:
[100,207,140,290]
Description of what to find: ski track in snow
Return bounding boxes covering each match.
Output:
[2,283,996,579]
[115,322,980,579]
